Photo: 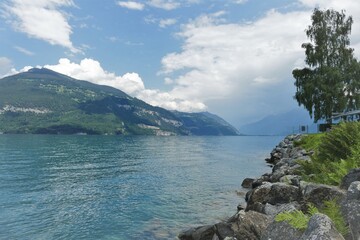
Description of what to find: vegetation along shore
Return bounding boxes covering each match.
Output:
[179,121,360,240]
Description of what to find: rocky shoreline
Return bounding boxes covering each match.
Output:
[178,134,360,240]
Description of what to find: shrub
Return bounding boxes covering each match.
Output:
[276,200,348,236]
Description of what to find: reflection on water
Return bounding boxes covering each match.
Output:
[0,135,282,239]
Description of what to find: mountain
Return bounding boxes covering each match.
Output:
[0,68,238,136]
[238,108,319,136]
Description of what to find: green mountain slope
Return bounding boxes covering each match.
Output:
[0,68,239,135]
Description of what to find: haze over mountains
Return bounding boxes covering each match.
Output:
[239,108,318,136]
[0,68,239,136]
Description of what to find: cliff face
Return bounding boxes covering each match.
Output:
[179,135,360,240]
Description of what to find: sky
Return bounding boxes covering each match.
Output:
[1,0,360,127]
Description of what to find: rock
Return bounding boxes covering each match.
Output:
[263,202,301,217]
[261,221,302,240]
[299,214,345,240]
[340,168,360,190]
[302,183,346,208]
[342,200,360,240]
[178,225,215,240]
[342,181,360,240]
[231,210,270,240]
[279,175,301,186]
[347,181,360,201]
[214,222,234,239]
[241,178,254,189]
[246,183,301,212]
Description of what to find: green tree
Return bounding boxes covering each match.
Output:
[293,8,360,123]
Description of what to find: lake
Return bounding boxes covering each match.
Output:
[0,135,283,239]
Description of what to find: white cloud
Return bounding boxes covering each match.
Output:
[160,0,360,124]
[2,0,79,53]
[0,57,17,77]
[39,58,206,112]
[159,18,177,28]
[116,1,145,10]
[14,46,34,56]
[147,0,180,10]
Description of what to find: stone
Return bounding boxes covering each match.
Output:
[246,183,301,212]
[299,214,345,240]
[214,222,234,239]
[302,183,346,208]
[231,210,270,240]
[347,181,360,201]
[241,178,254,189]
[342,199,360,240]
[263,202,301,217]
[261,221,302,240]
[340,168,360,190]
[178,225,215,240]
[267,183,301,205]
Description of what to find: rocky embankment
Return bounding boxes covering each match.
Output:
[178,135,360,240]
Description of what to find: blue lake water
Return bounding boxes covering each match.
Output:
[0,135,283,239]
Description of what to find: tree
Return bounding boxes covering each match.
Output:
[293,8,360,123]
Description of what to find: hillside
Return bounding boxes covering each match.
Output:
[239,108,318,135]
[0,68,238,136]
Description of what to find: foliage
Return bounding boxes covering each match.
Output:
[0,68,239,136]
[294,133,323,152]
[317,122,360,163]
[322,199,349,236]
[275,203,319,230]
[293,8,360,123]
[298,122,360,185]
[276,201,348,236]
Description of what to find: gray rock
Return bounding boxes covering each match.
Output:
[267,183,301,205]
[302,183,346,208]
[261,221,302,240]
[263,202,301,217]
[347,181,360,201]
[340,168,360,190]
[231,210,270,240]
[178,225,215,240]
[342,199,360,240]
[246,183,301,212]
[214,222,234,240]
[299,214,345,240]
[241,178,254,189]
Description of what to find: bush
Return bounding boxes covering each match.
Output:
[276,200,348,236]
[298,122,360,185]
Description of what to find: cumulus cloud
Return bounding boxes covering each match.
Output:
[159,18,177,28]
[0,57,17,77]
[116,1,145,10]
[39,58,206,112]
[159,0,360,124]
[147,0,180,10]
[2,0,79,53]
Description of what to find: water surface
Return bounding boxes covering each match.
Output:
[0,135,282,239]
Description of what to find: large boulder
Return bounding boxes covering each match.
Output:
[302,183,346,208]
[340,168,360,190]
[246,182,301,212]
[342,181,360,240]
[241,178,255,189]
[261,221,302,240]
[299,214,345,240]
[178,225,215,240]
[231,210,270,240]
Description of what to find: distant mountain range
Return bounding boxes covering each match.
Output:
[0,68,239,136]
[239,108,319,136]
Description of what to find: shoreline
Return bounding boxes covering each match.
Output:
[178,134,360,240]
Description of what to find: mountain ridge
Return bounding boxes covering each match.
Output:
[0,68,238,136]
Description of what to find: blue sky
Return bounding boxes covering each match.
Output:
[1,0,360,127]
